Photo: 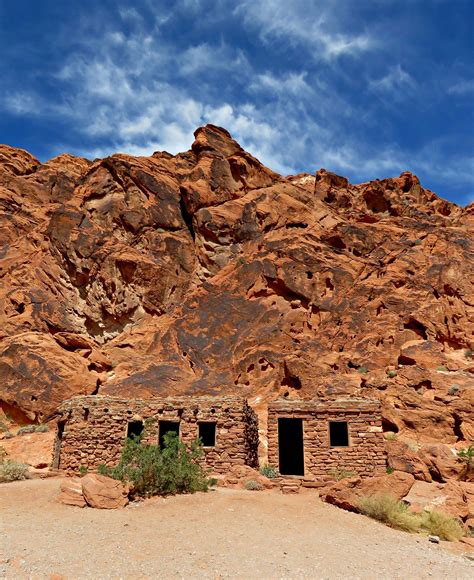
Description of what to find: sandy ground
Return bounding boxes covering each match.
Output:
[0,478,473,579]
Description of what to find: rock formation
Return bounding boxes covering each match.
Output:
[0,125,472,452]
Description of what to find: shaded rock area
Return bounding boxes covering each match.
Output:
[0,125,473,449]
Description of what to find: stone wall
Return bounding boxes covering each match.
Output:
[267,399,385,478]
[55,395,258,474]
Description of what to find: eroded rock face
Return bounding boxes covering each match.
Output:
[0,125,472,452]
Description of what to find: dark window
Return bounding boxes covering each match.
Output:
[329,421,349,447]
[159,421,180,449]
[127,420,143,440]
[198,422,216,447]
[278,418,305,476]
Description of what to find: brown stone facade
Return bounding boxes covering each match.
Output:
[267,399,385,478]
[55,395,258,474]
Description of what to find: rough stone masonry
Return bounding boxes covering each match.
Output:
[55,395,259,474]
[55,394,385,479]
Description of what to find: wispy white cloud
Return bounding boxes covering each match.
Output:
[448,78,474,96]
[370,65,416,96]
[234,0,374,61]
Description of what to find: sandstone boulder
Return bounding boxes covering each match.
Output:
[386,440,432,482]
[81,474,129,509]
[218,464,275,490]
[57,478,87,508]
[0,431,55,468]
[323,471,415,511]
[420,444,467,482]
[402,480,474,524]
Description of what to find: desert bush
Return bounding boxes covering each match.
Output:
[245,479,263,491]
[99,432,208,497]
[457,445,474,462]
[328,468,357,481]
[386,370,397,378]
[259,463,279,479]
[448,384,460,396]
[358,493,420,533]
[464,349,472,360]
[384,432,397,441]
[0,459,29,483]
[436,365,448,372]
[357,366,368,374]
[17,425,36,435]
[35,425,49,433]
[421,510,463,541]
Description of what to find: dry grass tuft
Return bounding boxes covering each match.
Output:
[421,510,464,541]
[358,493,420,533]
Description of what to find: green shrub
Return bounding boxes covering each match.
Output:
[17,424,49,435]
[79,465,88,476]
[245,479,263,491]
[457,445,474,466]
[328,468,357,481]
[436,365,448,372]
[357,366,368,374]
[259,464,279,479]
[448,384,460,396]
[386,466,394,474]
[464,349,472,360]
[386,370,397,378]
[358,493,420,533]
[421,510,463,541]
[99,432,208,497]
[17,425,36,435]
[0,459,29,482]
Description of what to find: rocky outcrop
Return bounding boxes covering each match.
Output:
[81,474,129,509]
[0,125,472,454]
[322,471,415,511]
[57,474,129,509]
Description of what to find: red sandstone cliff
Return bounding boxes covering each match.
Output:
[1,125,473,446]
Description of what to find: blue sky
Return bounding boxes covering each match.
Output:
[0,0,473,205]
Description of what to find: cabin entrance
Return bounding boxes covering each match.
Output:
[278,418,304,476]
[52,421,65,469]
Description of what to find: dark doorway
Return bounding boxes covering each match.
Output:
[198,422,216,447]
[159,421,180,449]
[329,421,349,447]
[278,418,304,476]
[127,420,143,440]
[52,421,65,469]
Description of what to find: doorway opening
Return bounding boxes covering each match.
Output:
[159,421,180,449]
[52,420,65,469]
[278,418,304,476]
[127,420,143,440]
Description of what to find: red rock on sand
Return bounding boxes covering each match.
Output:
[81,474,129,509]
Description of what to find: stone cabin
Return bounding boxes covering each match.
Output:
[267,398,385,478]
[54,395,385,478]
[54,395,259,474]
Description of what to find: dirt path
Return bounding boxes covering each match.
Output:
[1,478,472,579]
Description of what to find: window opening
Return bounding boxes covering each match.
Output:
[198,422,216,447]
[329,421,349,447]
